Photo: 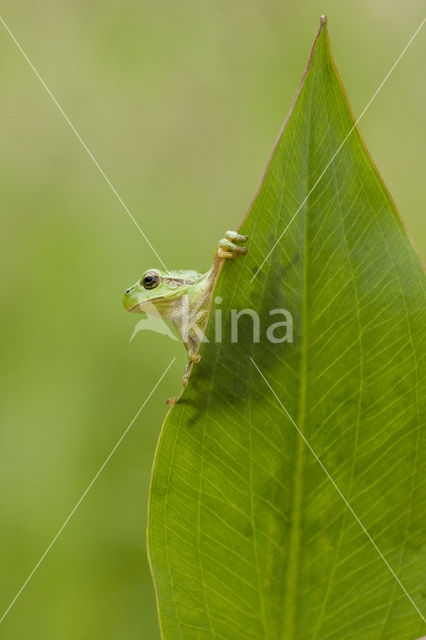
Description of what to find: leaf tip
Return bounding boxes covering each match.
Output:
[318,15,328,37]
[315,15,328,44]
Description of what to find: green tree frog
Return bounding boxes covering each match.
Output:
[123,231,248,391]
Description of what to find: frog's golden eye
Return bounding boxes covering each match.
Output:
[141,271,160,290]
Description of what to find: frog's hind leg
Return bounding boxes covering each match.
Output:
[182,353,201,388]
[167,355,200,404]
[218,231,248,259]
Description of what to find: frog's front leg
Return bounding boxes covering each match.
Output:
[217,231,248,259]
[169,231,248,403]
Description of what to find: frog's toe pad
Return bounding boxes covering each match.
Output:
[225,231,248,243]
[218,234,248,259]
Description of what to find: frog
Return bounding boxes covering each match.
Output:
[123,231,248,399]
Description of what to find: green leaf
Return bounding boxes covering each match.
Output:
[148,16,426,640]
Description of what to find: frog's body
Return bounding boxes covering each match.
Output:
[124,268,212,360]
[123,231,247,376]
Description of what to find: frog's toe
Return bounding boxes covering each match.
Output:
[225,230,248,243]
[218,236,248,259]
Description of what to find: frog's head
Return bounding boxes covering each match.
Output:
[123,269,193,313]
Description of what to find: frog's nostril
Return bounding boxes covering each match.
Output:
[125,288,132,294]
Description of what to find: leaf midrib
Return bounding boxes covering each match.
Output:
[280,68,315,640]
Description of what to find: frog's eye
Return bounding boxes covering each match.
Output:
[141,271,160,290]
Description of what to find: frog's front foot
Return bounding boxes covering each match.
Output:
[218,231,248,259]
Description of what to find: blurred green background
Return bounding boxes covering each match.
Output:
[0,1,424,638]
